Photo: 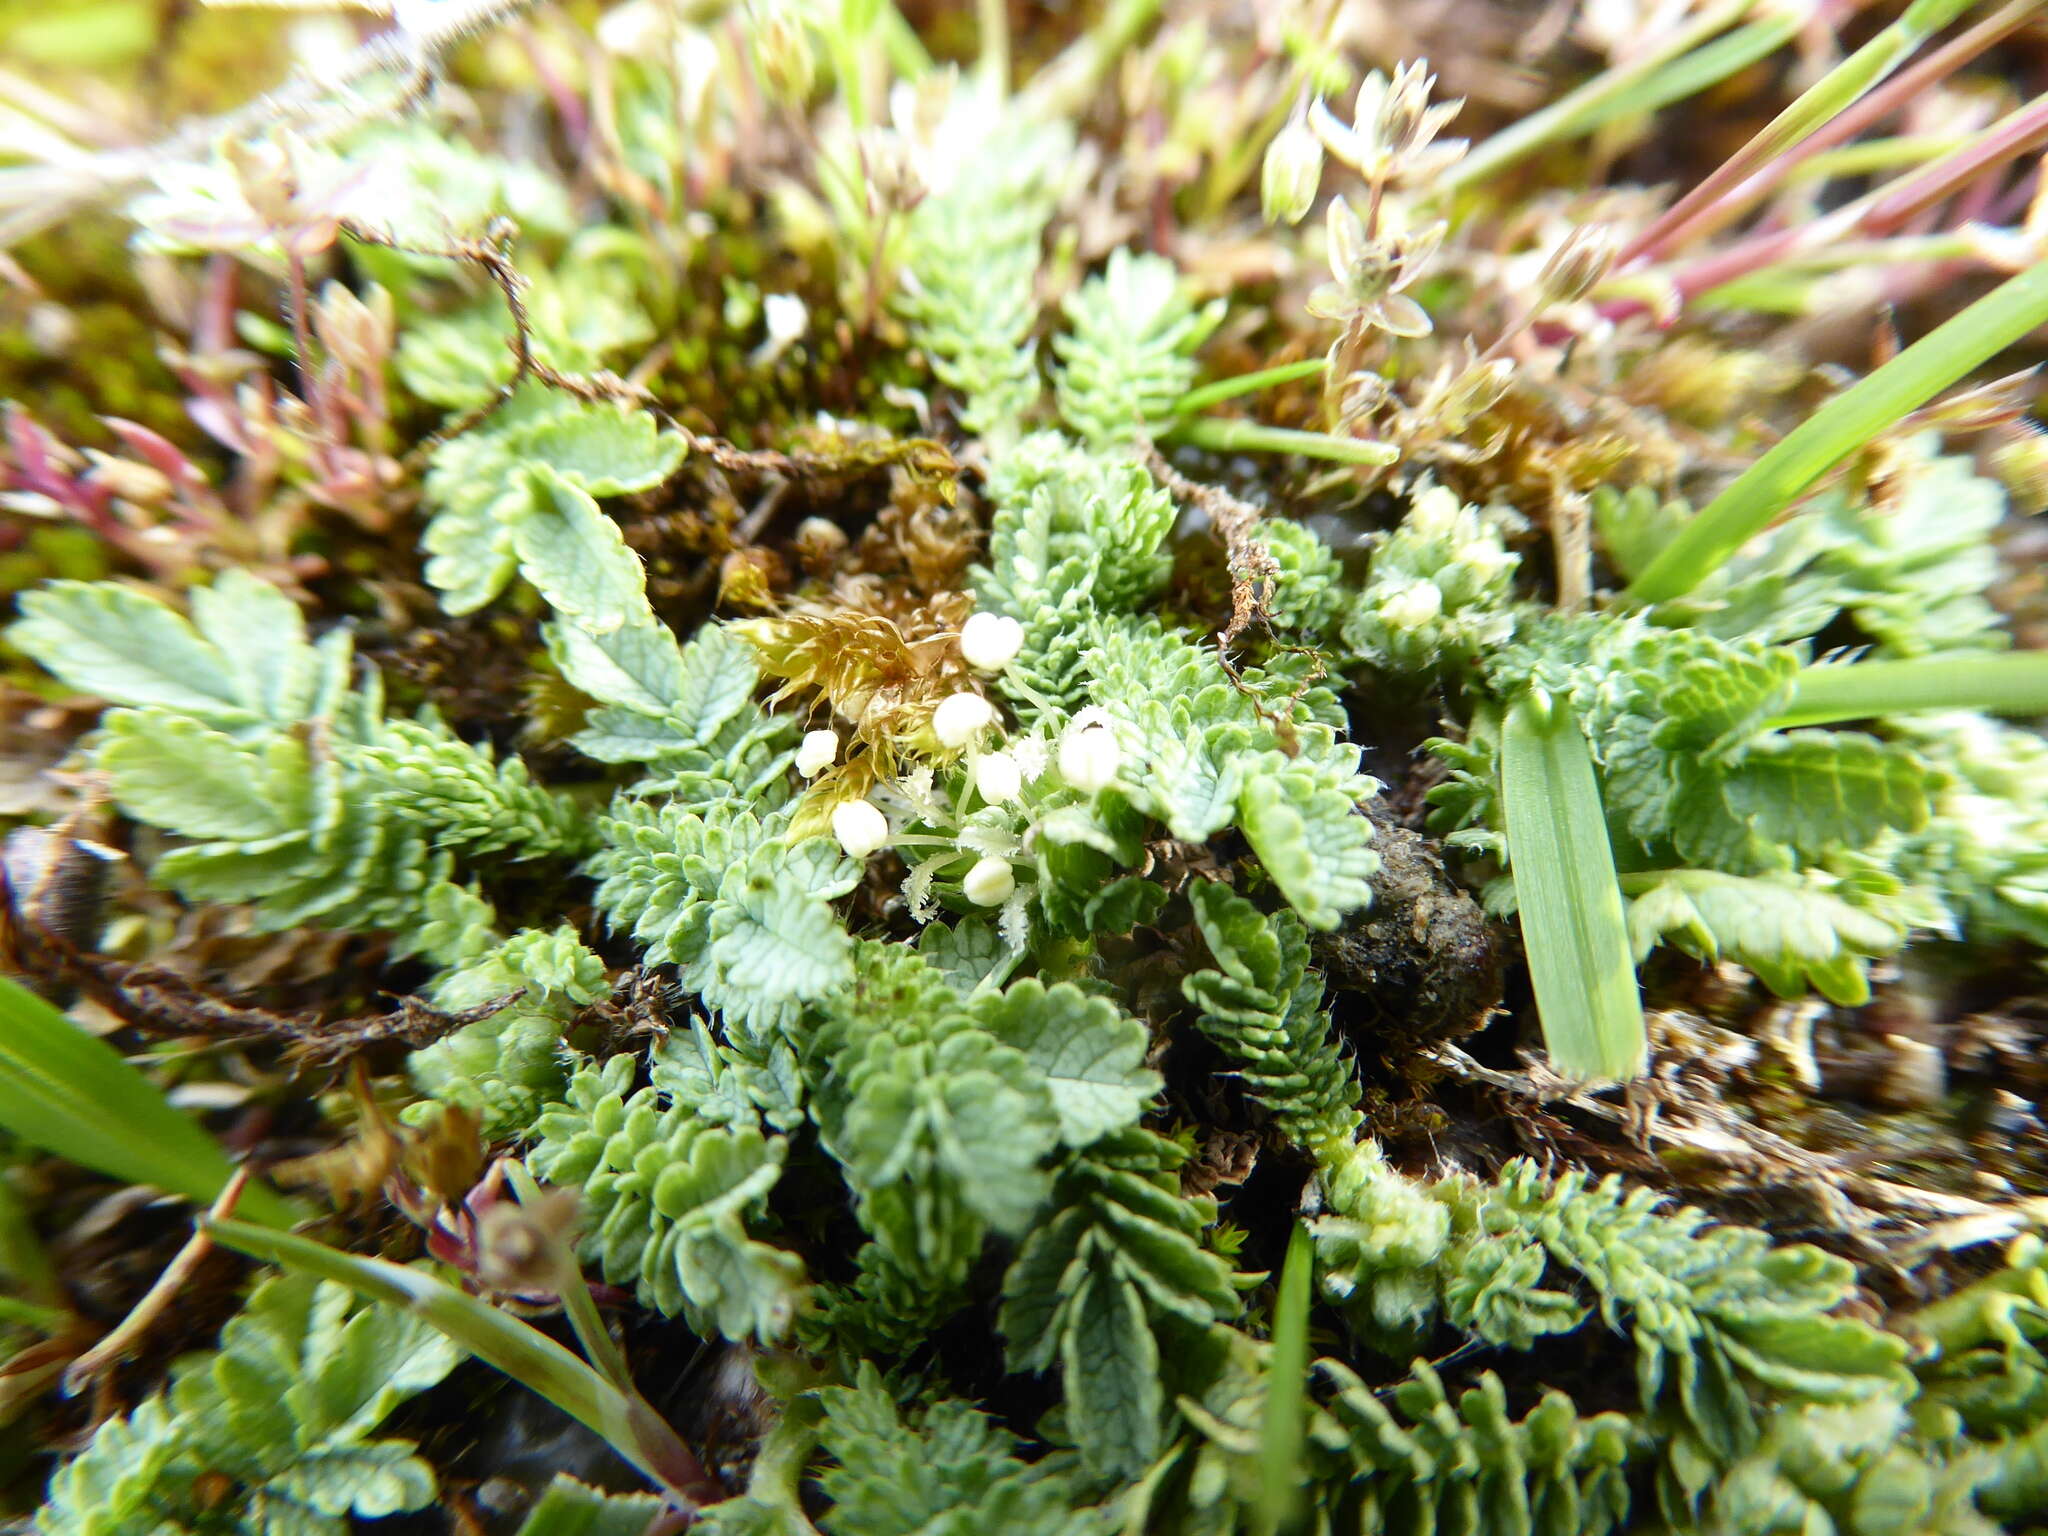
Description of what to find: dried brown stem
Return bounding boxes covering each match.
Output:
[61,1168,249,1398]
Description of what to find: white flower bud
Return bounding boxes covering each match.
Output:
[796,729,839,778]
[1057,712,1122,793]
[932,691,996,748]
[962,855,1016,907]
[1380,579,1444,630]
[1262,110,1324,226]
[971,750,1022,804]
[831,799,889,859]
[959,611,1025,672]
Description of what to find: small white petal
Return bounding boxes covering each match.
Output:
[831,799,890,859]
[959,611,1026,671]
[796,729,839,778]
[933,691,997,748]
[963,855,1017,907]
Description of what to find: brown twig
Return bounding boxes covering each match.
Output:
[4,874,519,1067]
[1140,444,1322,753]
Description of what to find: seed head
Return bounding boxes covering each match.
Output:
[933,691,997,748]
[1261,109,1323,226]
[797,729,839,778]
[963,856,1017,907]
[960,611,1025,671]
[832,799,890,859]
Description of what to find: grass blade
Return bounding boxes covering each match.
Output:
[1255,1223,1314,1536]
[1619,0,1982,263]
[1168,415,1399,466]
[1772,652,2048,729]
[1623,258,2048,605]
[206,1217,719,1507]
[1434,0,1761,195]
[0,976,295,1227]
[1500,692,1647,1081]
[1174,358,1328,416]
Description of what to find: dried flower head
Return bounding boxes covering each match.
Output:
[1308,199,1444,340]
[1534,223,1622,311]
[1310,60,1466,187]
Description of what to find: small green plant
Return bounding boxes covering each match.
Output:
[3,0,2048,1530]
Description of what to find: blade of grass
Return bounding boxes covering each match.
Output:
[0,976,295,1227]
[1623,258,2048,604]
[1771,652,2048,728]
[1619,0,1982,265]
[1433,0,1763,195]
[1500,692,1647,1082]
[1574,13,1802,135]
[206,1216,723,1510]
[1255,1223,1314,1536]
[1174,358,1329,416]
[1167,415,1399,466]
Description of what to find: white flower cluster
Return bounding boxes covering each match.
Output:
[819,680,1128,955]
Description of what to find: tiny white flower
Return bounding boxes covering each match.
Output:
[1380,579,1444,630]
[831,799,890,859]
[972,749,1022,804]
[959,611,1026,672]
[933,690,997,748]
[796,729,839,778]
[1057,710,1122,793]
[963,855,1017,907]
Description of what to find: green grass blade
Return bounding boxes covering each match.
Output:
[1772,652,2048,728]
[206,1217,712,1504]
[0,977,295,1227]
[1168,415,1399,466]
[1620,0,1981,261]
[1573,14,1800,136]
[1174,359,1328,416]
[1435,0,1759,195]
[1255,1223,1314,1536]
[1624,258,2048,604]
[1500,693,1647,1082]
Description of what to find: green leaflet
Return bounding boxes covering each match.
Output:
[1181,882,1362,1150]
[809,1365,1115,1536]
[527,1051,807,1341]
[894,118,1070,437]
[506,1477,667,1536]
[405,924,610,1135]
[804,948,1163,1295]
[419,396,684,616]
[998,1128,1241,1482]
[587,798,855,1040]
[1621,866,1910,1005]
[1314,1156,1914,1522]
[1085,617,1380,930]
[10,570,325,730]
[1053,248,1223,446]
[1326,1358,1639,1536]
[36,1272,459,1536]
[808,952,1061,1287]
[969,977,1162,1148]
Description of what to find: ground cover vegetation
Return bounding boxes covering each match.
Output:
[3,0,2048,1530]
